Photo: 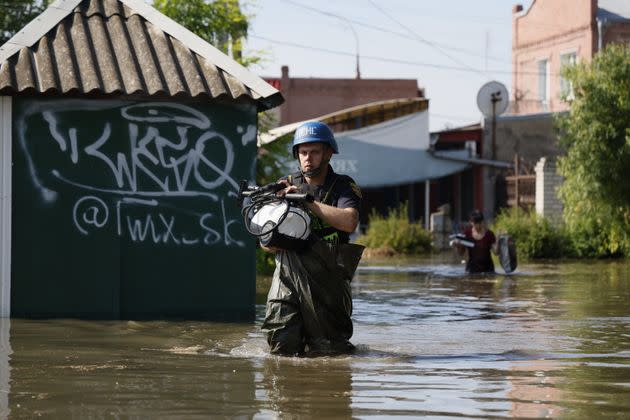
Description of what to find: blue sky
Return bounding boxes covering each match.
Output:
[244,0,535,131]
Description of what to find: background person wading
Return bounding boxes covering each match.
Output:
[452,210,498,274]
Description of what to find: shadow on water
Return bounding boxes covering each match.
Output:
[2,256,630,418]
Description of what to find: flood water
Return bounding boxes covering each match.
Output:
[3,255,630,418]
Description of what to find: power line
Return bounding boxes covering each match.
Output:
[249,34,561,77]
[270,1,569,78]
[280,0,510,65]
[366,0,490,79]
[383,3,561,30]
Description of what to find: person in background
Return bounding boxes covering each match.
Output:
[453,210,498,273]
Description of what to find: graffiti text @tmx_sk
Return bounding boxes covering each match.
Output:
[16,100,258,248]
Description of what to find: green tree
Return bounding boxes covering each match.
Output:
[556,44,630,257]
[256,133,291,185]
[152,0,259,67]
[0,0,49,45]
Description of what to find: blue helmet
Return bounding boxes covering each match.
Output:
[292,121,338,158]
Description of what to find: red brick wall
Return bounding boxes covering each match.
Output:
[272,66,421,125]
[604,23,630,45]
[511,0,630,116]
[511,0,597,115]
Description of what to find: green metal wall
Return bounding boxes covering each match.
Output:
[11,98,257,320]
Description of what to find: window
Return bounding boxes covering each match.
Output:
[537,59,549,104]
[560,52,577,100]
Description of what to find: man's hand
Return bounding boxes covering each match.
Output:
[260,243,282,253]
[274,181,358,233]
[276,183,298,197]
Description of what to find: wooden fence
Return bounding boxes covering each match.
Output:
[505,154,535,210]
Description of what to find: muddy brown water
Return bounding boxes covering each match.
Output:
[2,255,629,418]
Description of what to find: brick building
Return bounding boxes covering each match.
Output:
[264,65,423,126]
[511,0,630,115]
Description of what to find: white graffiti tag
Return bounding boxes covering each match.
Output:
[20,101,256,201]
[73,196,109,235]
[70,196,244,247]
[18,100,254,248]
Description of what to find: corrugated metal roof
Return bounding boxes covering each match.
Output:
[0,0,283,110]
[598,0,630,22]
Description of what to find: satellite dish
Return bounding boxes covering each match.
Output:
[477,81,509,118]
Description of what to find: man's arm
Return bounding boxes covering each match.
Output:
[306,201,359,233]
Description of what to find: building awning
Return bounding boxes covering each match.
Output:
[432,150,514,169]
[258,97,428,146]
[282,111,470,188]
[330,144,470,188]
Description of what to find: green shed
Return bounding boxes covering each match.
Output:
[0,0,283,319]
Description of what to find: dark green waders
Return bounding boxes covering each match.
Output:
[261,240,365,356]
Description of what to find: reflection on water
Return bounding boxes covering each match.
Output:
[0,320,9,419]
[2,257,630,418]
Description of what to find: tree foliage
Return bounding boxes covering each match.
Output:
[152,0,259,67]
[0,0,49,45]
[256,134,292,185]
[556,44,630,257]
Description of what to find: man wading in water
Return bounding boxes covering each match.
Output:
[260,121,364,356]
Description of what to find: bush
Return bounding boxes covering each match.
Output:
[356,202,432,254]
[562,205,630,258]
[256,247,276,276]
[492,209,574,259]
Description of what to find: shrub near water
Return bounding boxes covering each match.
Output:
[256,247,276,276]
[357,203,432,254]
[492,209,573,259]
